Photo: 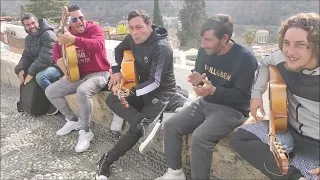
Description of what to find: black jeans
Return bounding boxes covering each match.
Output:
[231,125,319,180]
[105,91,173,162]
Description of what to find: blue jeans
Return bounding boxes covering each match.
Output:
[35,66,62,90]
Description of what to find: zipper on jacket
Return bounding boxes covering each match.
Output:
[296,103,303,134]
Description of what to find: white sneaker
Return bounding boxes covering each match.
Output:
[156,168,186,180]
[56,120,81,136]
[75,130,94,153]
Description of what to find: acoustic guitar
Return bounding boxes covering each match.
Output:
[117,50,139,108]
[268,65,289,175]
[61,7,80,82]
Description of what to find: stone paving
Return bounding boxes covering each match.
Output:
[1,64,269,180]
[1,83,194,180]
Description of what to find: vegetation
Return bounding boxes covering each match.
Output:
[23,0,68,19]
[153,0,164,27]
[244,29,256,47]
[178,0,206,48]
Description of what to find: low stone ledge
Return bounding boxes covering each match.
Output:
[1,49,267,179]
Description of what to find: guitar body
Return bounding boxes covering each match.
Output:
[117,50,139,108]
[121,50,138,89]
[268,65,289,175]
[64,43,80,81]
[61,6,80,82]
[269,65,288,132]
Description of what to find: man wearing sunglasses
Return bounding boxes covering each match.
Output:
[45,5,110,153]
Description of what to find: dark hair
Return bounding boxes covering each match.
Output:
[68,4,81,12]
[127,10,151,25]
[201,14,233,42]
[21,13,37,25]
[278,13,319,57]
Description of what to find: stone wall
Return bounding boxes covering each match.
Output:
[0,40,268,179]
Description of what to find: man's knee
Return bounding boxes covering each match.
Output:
[35,71,46,84]
[191,128,217,149]
[105,93,118,108]
[230,128,255,150]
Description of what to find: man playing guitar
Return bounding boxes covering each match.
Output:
[96,10,177,180]
[231,13,319,180]
[45,5,110,153]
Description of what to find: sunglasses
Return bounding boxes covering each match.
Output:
[71,16,85,23]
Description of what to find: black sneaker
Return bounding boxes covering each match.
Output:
[46,105,59,116]
[139,103,168,154]
[139,118,162,154]
[96,153,111,180]
[139,118,154,141]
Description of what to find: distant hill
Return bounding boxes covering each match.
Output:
[2,0,318,27]
[205,0,319,26]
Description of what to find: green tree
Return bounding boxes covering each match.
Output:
[153,0,164,27]
[244,29,256,47]
[20,5,26,19]
[1,11,7,16]
[178,0,206,48]
[24,0,69,19]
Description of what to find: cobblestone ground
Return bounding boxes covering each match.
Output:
[0,83,192,180]
[1,66,268,180]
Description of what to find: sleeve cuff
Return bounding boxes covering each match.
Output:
[251,89,263,99]
[111,65,121,73]
[27,69,36,77]
[74,36,81,46]
[53,57,60,64]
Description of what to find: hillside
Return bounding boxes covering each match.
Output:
[1,0,318,27]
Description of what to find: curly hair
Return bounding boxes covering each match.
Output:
[278,13,320,57]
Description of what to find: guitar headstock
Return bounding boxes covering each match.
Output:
[60,6,70,32]
[271,141,289,175]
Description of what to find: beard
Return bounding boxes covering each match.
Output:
[284,62,302,72]
[205,42,223,55]
[26,27,39,35]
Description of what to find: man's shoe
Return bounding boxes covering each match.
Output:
[46,105,59,116]
[139,119,162,154]
[56,119,81,136]
[96,153,112,180]
[139,102,168,153]
[75,130,94,153]
[155,168,186,180]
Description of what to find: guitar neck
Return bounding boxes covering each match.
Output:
[269,117,276,150]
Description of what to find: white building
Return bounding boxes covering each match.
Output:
[255,30,269,44]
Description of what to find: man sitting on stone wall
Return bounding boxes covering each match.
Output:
[14,13,62,115]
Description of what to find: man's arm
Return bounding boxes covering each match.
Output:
[111,35,131,74]
[52,41,62,64]
[27,31,57,76]
[251,50,284,99]
[14,49,29,75]
[134,45,172,96]
[206,54,258,104]
[74,25,105,52]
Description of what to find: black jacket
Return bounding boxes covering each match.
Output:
[14,19,58,76]
[113,25,176,96]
